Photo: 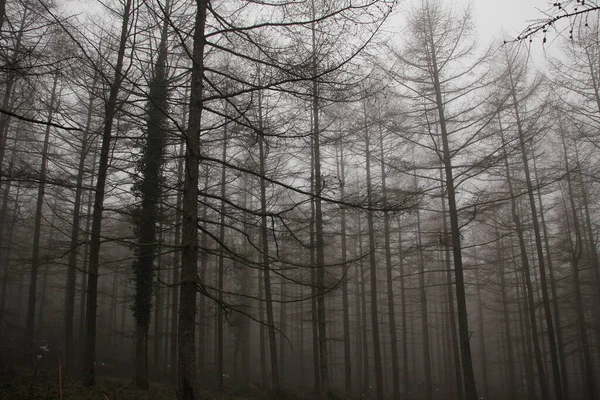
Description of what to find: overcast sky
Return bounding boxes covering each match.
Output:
[474,0,547,43]
[64,0,564,65]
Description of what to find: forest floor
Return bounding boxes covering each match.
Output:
[0,366,288,400]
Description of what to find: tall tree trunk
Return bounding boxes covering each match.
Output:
[82,0,132,386]
[216,120,228,392]
[64,69,98,375]
[495,228,516,400]
[0,185,18,333]
[79,146,97,353]
[532,144,569,399]
[177,0,207,397]
[335,142,351,399]
[257,91,280,394]
[310,2,328,396]
[508,65,563,400]
[513,246,536,400]
[428,29,478,400]
[134,0,170,385]
[0,147,17,342]
[378,119,400,400]
[473,253,489,399]
[170,138,184,383]
[573,144,600,347]
[560,134,595,400]
[500,125,546,399]
[279,271,287,386]
[415,205,432,400]
[440,169,463,400]
[24,71,59,355]
[258,268,267,387]
[153,218,164,379]
[363,100,384,400]
[240,179,252,386]
[358,215,370,398]
[196,172,209,380]
[354,235,363,395]
[397,221,410,399]
[309,125,320,395]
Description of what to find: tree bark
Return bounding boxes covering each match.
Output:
[495,228,516,400]
[257,91,280,394]
[216,119,228,392]
[82,0,132,386]
[378,118,400,400]
[335,141,352,399]
[500,125,546,400]
[415,205,432,400]
[560,133,595,400]
[397,221,410,399]
[440,169,463,400]
[24,71,59,355]
[64,69,98,375]
[507,62,563,400]
[310,2,328,396]
[427,24,478,400]
[170,138,184,384]
[177,0,207,397]
[363,99,384,400]
[532,143,569,399]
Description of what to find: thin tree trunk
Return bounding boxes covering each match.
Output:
[257,92,280,394]
[508,65,562,400]
[378,120,400,400]
[358,215,370,398]
[64,70,98,374]
[474,255,489,399]
[310,2,328,396]
[363,101,384,400]
[514,249,536,400]
[532,144,569,399]
[240,179,252,385]
[82,0,132,386]
[177,0,207,397]
[354,235,363,395]
[309,130,320,395]
[573,144,600,348]
[415,206,432,400]
[24,71,59,354]
[170,138,184,383]
[258,268,267,387]
[335,142,351,399]
[495,228,516,400]
[216,121,228,392]
[440,169,463,400]
[196,172,209,381]
[398,221,410,399]
[500,124,546,399]
[428,29,478,400]
[79,145,97,354]
[560,134,595,400]
[0,148,17,342]
[279,272,286,386]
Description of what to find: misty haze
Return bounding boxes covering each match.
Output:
[0,0,598,399]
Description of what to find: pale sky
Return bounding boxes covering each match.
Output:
[474,0,549,44]
[63,0,565,65]
[390,0,563,66]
